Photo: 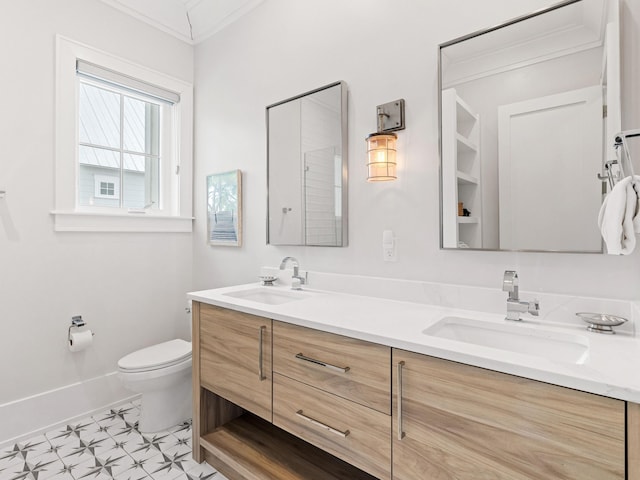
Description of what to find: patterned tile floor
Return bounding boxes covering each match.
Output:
[0,401,228,480]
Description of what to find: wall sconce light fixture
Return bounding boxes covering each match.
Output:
[367,99,405,182]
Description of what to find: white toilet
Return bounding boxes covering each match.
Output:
[117,339,192,433]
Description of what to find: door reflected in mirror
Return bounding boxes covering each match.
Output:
[439,0,620,252]
[267,82,348,246]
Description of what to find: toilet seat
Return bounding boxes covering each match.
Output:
[118,339,192,373]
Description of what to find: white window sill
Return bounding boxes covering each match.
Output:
[51,211,193,233]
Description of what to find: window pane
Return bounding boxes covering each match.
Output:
[123,153,159,209]
[78,146,121,207]
[79,82,120,148]
[123,96,160,155]
[79,145,120,169]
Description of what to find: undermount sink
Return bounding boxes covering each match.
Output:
[423,316,589,364]
[223,287,309,305]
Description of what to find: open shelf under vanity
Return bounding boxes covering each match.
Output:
[197,396,377,480]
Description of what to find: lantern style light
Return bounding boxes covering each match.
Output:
[366,100,405,182]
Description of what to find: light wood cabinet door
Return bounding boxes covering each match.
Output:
[273,321,391,414]
[392,349,625,480]
[200,304,272,422]
[273,373,391,480]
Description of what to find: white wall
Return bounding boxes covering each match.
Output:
[193,0,640,300]
[0,0,193,420]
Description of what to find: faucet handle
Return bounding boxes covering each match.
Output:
[528,299,540,316]
[503,270,518,292]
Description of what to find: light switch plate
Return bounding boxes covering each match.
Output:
[383,230,397,262]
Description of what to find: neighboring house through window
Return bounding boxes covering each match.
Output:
[54,36,193,232]
[94,174,120,202]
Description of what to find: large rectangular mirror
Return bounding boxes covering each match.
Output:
[439,0,621,252]
[267,81,348,246]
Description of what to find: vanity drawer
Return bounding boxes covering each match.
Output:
[272,321,391,414]
[273,373,391,480]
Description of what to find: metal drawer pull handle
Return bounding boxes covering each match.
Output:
[258,326,266,381]
[295,353,350,373]
[295,410,350,438]
[397,361,406,440]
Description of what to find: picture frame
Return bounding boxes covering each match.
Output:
[207,170,242,247]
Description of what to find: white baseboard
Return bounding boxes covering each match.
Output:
[0,372,138,448]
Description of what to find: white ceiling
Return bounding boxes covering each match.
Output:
[98,0,264,44]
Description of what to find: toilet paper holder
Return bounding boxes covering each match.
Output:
[68,315,94,339]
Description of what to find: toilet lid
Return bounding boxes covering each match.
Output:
[118,339,192,372]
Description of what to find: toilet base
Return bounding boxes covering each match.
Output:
[138,372,192,433]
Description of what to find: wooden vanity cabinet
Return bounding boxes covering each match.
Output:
[192,301,636,480]
[392,349,626,480]
[198,303,272,421]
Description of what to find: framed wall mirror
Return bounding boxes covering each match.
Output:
[439,0,621,253]
[267,81,348,246]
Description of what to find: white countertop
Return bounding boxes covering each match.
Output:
[188,283,640,403]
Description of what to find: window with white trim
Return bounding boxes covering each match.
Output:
[54,36,193,232]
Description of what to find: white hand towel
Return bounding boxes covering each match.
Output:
[598,175,640,255]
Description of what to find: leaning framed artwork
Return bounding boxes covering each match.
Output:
[207,170,242,246]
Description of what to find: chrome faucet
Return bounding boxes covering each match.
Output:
[279,256,307,290]
[502,270,540,321]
